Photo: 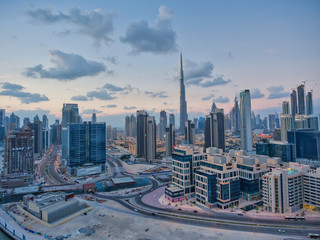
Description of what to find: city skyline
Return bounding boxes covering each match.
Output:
[0,1,320,128]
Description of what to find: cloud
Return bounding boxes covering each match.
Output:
[103,83,125,92]
[1,82,24,91]
[145,91,168,98]
[0,82,49,104]
[86,90,117,101]
[120,6,177,54]
[124,106,137,110]
[200,76,231,87]
[24,50,106,81]
[82,109,102,114]
[71,95,89,101]
[104,56,118,64]
[182,59,231,88]
[215,96,230,103]
[26,7,115,46]
[201,94,215,101]
[267,85,290,99]
[250,88,265,99]
[105,104,117,108]
[227,51,234,59]
[54,30,71,37]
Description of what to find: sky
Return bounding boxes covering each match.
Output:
[0,0,319,129]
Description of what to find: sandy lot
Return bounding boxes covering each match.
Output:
[4,198,304,240]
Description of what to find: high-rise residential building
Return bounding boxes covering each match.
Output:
[91,112,97,123]
[68,122,106,174]
[288,129,320,160]
[297,84,306,115]
[106,125,112,140]
[42,115,48,129]
[267,114,276,130]
[146,116,156,161]
[198,117,205,132]
[6,128,34,175]
[280,115,291,142]
[205,108,225,151]
[137,110,148,158]
[179,53,188,132]
[29,121,43,156]
[211,101,217,112]
[165,124,175,157]
[185,120,195,145]
[42,128,50,151]
[112,127,118,140]
[306,91,313,115]
[61,127,68,160]
[193,118,198,130]
[169,114,175,130]
[240,90,253,153]
[159,110,167,141]
[10,113,20,129]
[61,103,79,127]
[282,101,290,115]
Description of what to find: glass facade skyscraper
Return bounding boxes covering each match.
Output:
[240,90,253,153]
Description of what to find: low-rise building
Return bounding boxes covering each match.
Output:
[24,192,86,223]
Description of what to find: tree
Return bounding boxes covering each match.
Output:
[301,211,305,217]
[230,205,234,212]
[255,207,259,213]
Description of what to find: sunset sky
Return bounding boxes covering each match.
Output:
[0,0,319,128]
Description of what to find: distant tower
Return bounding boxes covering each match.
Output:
[136,110,148,158]
[179,53,188,132]
[61,103,79,127]
[232,97,240,134]
[92,112,97,123]
[205,108,225,151]
[42,115,49,129]
[169,114,175,130]
[282,101,290,115]
[185,120,195,145]
[290,90,298,116]
[159,110,167,141]
[240,90,253,153]
[297,84,305,115]
[125,115,130,137]
[306,91,313,115]
[146,116,156,162]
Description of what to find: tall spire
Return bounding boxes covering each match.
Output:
[179,53,188,133]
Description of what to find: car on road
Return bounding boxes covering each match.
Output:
[178,208,182,211]
[278,229,285,233]
[151,212,156,215]
[238,213,243,216]
[134,209,138,212]
[193,210,198,213]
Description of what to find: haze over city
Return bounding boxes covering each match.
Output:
[1,0,319,128]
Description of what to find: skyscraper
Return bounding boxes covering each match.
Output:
[282,101,290,115]
[185,120,195,145]
[240,90,253,153]
[165,124,175,157]
[290,90,298,117]
[125,115,130,137]
[146,116,156,161]
[232,97,240,135]
[106,125,112,140]
[136,110,148,158]
[205,108,225,151]
[0,109,5,127]
[297,84,305,115]
[68,122,106,170]
[10,113,20,129]
[29,121,43,156]
[306,91,313,115]
[179,53,188,132]
[34,114,40,122]
[92,112,97,123]
[112,127,118,140]
[61,103,79,127]
[169,114,175,130]
[159,110,167,141]
[130,114,137,137]
[42,115,49,129]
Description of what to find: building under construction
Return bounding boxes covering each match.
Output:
[6,127,34,175]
